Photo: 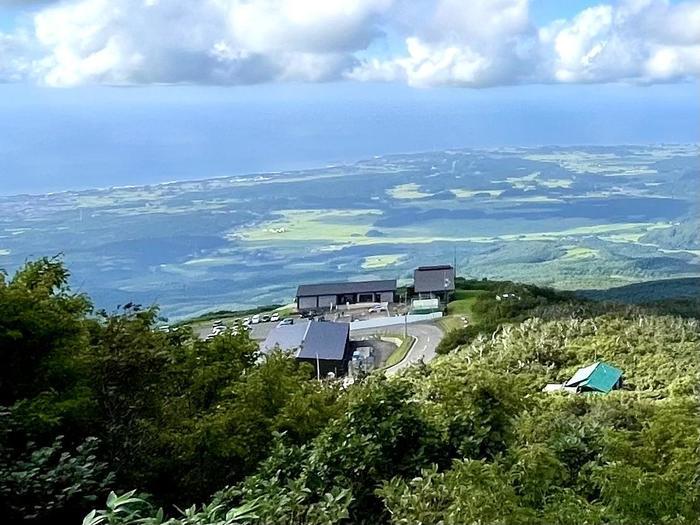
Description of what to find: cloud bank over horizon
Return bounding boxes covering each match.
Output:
[0,0,698,88]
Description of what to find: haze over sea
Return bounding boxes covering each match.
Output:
[1,81,698,196]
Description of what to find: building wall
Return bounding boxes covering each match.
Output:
[298,296,318,310]
[380,291,394,303]
[318,295,337,308]
[298,289,395,310]
[297,358,347,377]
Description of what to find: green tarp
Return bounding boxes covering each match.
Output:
[565,362,622,393]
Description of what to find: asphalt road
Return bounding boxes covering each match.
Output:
[350,322,444,375]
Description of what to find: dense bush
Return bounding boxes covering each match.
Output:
[3,259,699,524]
[437,279,570,354]
[0,258,345,523]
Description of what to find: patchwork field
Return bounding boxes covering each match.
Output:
[0,145,697,319]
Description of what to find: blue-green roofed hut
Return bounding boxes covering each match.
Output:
[565,362,623,393]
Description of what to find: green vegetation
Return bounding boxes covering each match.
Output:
[640,220,700,250]
[383,336,415,368]
[437,278,571,354]
[0,258,344,524]
[447,289,487,315]
[578,277,700,304]
[3,258,700,525]
[436,315,465,332]
[438,289,488,332]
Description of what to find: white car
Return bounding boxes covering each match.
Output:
[278,318,294,326]
[270,312,280,322]
[251,314,261,324]
[241,317,250,325]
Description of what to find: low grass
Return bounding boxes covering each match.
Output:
[447,289,488,316]
[438,288,493,333]
[386,183,434,200]
[560,246,600,260]
[437,316,466,332]
[383,335,415,368]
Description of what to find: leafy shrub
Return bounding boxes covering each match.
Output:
[0,433,114,524]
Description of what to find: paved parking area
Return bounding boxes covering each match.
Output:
[194,303,411,342]
[195,319,277,341]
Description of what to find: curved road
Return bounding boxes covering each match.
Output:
[350,322,444,375]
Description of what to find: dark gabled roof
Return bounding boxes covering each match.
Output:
[262,320,350,361]
[565,362,622,393]
[296,321,350,360]
[414,265,455,293]
[296,279,396,297]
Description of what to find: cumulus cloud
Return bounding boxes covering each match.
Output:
[351,0,700,86]
[0,0,698,87]
[349,0,540,87]
[26,0,390,86]
[540,0,700,84]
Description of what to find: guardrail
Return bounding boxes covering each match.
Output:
[349,312,443,331]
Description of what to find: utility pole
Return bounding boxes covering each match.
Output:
[316,352,321,381]
[404,311,408,338]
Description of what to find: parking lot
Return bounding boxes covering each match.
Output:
[195,317,278,341]
[194,302,407,341]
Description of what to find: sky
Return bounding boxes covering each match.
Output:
[0,0,698,194]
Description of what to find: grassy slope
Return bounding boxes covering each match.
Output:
[439,289,489,332]
[383,336,416,368]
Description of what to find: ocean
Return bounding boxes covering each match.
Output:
[0,81,698,196]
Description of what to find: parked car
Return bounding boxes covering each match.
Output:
[261,314,271,323]
[212,319,224,327]
[251,314,260,324]
[278,318,294,326]
[241,317,250,325]
[368,304,386,313]
[270,312,280,322]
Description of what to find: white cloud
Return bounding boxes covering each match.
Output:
[349,0,539,87]
[0,0,698,87]
[27,0,390,86]
[352,0,700,86]
[541,0,700,84]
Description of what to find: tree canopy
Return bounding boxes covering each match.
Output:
[1,258,698,524]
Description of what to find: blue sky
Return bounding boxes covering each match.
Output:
[0,0,698,194]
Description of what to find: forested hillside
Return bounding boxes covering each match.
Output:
[1,259,699,525]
